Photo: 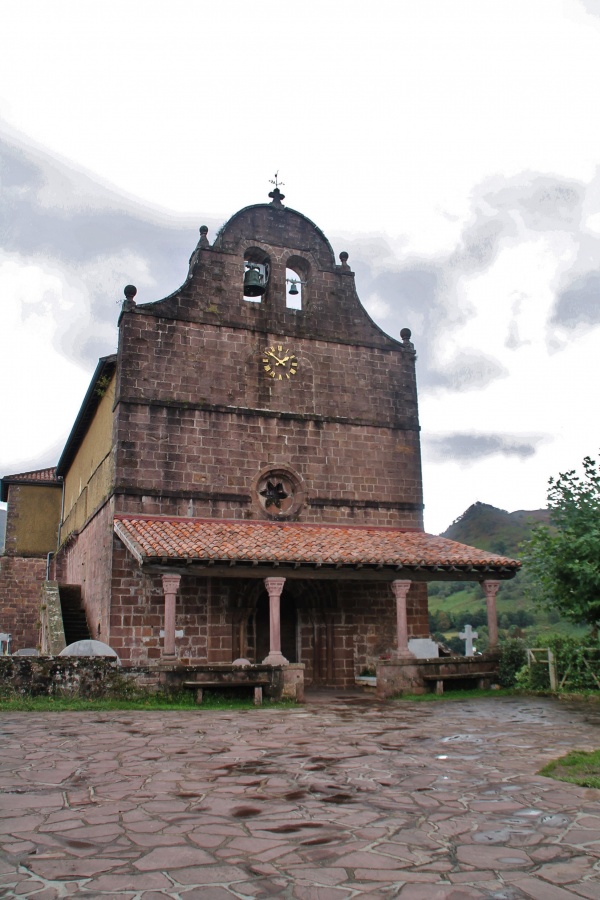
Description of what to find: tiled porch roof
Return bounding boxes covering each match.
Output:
[1,468,61,502]
[114,515,520,575]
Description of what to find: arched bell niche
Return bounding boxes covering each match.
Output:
[285,255,310,311]
[243,247,271,302]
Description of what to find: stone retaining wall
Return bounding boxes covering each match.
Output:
[0,658,302,701]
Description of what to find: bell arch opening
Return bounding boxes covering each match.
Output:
[285,256,310,311]
[243,247,270,302]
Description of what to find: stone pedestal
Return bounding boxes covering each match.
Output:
[281,663,305,702]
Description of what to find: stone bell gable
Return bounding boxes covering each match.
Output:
[113,193,424,529]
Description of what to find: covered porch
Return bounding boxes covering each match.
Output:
[113,515,520,693]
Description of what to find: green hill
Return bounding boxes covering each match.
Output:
[429,502,581,650]
[442,501,550,557]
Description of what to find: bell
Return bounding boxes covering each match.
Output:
[244,265,266,297]
[288,280,299,296]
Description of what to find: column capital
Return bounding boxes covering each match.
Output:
[264,576,286,593]
[391,579,412,599]
[482,580,501,597]
[162,574,181,593]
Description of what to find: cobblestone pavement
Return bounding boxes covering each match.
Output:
[1,693,600,899]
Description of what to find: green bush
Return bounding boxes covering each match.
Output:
[498,638,527,687]
[514,633,600,692]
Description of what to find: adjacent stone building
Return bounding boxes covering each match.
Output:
[1,191,519,685]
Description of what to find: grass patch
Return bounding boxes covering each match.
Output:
[539,749,600,789]
[393,688,516,703]
[0,692,296,712]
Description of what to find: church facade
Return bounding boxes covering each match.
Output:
[1,190,518,686]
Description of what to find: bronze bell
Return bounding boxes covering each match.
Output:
[244,265,266,297]
[288,280,299,296]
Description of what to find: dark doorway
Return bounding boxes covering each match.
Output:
[255,593,298,663]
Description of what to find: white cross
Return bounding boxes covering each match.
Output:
[459,624,478,657]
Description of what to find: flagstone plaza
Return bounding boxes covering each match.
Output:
[1,694,600,898]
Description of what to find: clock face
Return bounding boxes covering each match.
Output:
[262,344,299,380]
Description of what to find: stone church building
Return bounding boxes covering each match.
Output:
[1,190,519,689]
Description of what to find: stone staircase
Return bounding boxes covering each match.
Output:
[59,585,91,645]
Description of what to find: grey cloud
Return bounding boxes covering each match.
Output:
[428,352,509,392]
[0,138,204,283]
[579,0,600,17]
[551,271,600,329]
[424,433,542,464]
[0,132,222,368]
[449,214,515,273]
[484,175,584,232]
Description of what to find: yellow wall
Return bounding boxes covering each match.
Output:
[11,484,62,555]
[60,374,116,544]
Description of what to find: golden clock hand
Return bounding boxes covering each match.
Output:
[266,350,284,365]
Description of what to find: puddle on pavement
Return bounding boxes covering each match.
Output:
[539,814,570,827]
[321,793,354,804]
[301,836,336,845]
[473,829,511,843]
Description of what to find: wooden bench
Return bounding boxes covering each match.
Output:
[182,680,269,705]
[422,672,493,695]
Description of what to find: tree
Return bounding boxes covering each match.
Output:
[521,455,600,637]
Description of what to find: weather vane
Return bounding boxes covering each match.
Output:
[269,171,285,190]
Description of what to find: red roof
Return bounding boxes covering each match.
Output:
[114,515,520,575]
[1,468,61,501]
[3,468,59,484]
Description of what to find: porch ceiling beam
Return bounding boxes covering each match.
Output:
[141,561,516,583]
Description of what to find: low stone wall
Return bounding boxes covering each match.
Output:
[0,656,131,698]
[376,653,500,699]
[0,658,305,702]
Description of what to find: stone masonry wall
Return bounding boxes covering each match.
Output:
[115,403,423,527]
[112,202,423,531]
[0,556,45,650]
[109,543,228,665]
[55,501,114,641]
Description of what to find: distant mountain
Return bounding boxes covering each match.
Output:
[441,502,550,556]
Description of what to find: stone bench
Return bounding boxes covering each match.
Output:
[422,671,494,695]
[182,680,269,705]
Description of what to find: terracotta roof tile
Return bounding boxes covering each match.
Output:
[114,515,520,573]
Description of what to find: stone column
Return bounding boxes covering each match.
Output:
[162,574,181,657]
[483,580,500,649]
[262,577,288,665]
[391,580,414,658]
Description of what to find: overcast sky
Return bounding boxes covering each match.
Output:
[1,0,599,535]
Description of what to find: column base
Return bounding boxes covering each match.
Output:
[262,651,289,666]
[394,648,416,660]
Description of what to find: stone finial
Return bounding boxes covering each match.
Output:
[122,284,137,311]
[188,227,211,278]
[268,187,285,206]
[339,251,350,269]
[400,328,414,349]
